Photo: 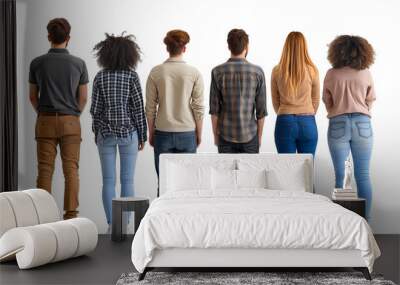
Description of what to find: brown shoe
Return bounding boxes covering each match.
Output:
[64,211,78,220]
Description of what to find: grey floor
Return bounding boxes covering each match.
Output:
[0,235,399,285]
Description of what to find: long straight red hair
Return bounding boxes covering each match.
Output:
[277,32,317,93]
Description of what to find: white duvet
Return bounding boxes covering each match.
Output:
[131,190,380,273]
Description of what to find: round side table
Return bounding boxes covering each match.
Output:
[111,197,149,242]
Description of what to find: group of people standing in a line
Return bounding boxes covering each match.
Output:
[29,18,376,229]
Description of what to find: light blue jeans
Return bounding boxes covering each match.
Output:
[97,131,138,224]
[328,113,373,218]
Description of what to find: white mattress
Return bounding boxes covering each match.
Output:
[131,190,380,273]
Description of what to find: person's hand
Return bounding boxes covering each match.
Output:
[214,135,219,146]
[149,133,154,147]
[196,135,202,146]
[258,135,262,146]
[138,142,145,151]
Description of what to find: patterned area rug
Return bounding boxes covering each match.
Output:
[116,272,396,285]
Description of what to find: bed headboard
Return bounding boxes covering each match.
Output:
[159,153,314,195]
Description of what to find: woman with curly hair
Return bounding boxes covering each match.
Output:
[90,33,147,230]
[323,35,376,219]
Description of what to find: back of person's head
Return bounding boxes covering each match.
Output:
[277,31,316,93]
[227,29,249,56]
[164,30,190,56]
[328,35,375,70]
[93,32,141,71]
[47,18,71,44]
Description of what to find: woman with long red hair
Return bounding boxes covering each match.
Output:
[271,31,320,155]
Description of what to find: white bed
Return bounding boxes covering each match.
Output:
[131,153,380,280]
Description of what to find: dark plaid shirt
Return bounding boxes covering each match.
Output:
[209,58,267,143]
[90,70,147,143]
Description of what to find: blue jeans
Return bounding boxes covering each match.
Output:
[328,113,373,219]
[218,135,259,153]
[154,130,196,190]
[97,131,138,224]
[274,115,318,156]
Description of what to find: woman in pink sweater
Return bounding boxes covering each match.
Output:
[323,35,376,220]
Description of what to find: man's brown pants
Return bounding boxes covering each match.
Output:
[35,114,81,219]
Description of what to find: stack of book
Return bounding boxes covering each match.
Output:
[332,188,358,200]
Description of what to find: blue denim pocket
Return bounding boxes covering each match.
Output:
[299,116,317,140]
[328,121,346,139]
[175,132,196,152]
[356,122,372,138]
[96,132,104,145]
[117,131,138,146]
[154,132,173,151]
[275,116,294,139]
[96,133,118,146]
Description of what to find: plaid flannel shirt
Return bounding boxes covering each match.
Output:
[209,58,267,143]
[90,70,147,143]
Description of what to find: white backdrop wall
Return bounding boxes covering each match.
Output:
[16,0,400,234]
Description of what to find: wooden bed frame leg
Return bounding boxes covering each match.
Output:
[354,267,372,280]
[138,268,148,281]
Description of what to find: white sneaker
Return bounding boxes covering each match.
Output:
[106,224,112,235]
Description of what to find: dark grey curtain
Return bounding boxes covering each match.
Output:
[0,0,18,192]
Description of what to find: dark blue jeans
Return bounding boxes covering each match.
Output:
[218,135,259,154]
[154,130,197,179]
[274,115,318,156]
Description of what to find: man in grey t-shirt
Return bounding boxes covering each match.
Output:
[29,18,88,219]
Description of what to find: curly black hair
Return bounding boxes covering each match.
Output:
[93,33,141,70]
[328,35,375,70]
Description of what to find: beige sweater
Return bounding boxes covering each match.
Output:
[145,58,204,132]
[323,67,376,118]
[270,66,320,115]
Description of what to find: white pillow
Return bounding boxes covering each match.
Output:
[167,162,212,191]
[237,159,309,192]
[237,169,268,189]
[211,168,236,190]
[266,168,307,192]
